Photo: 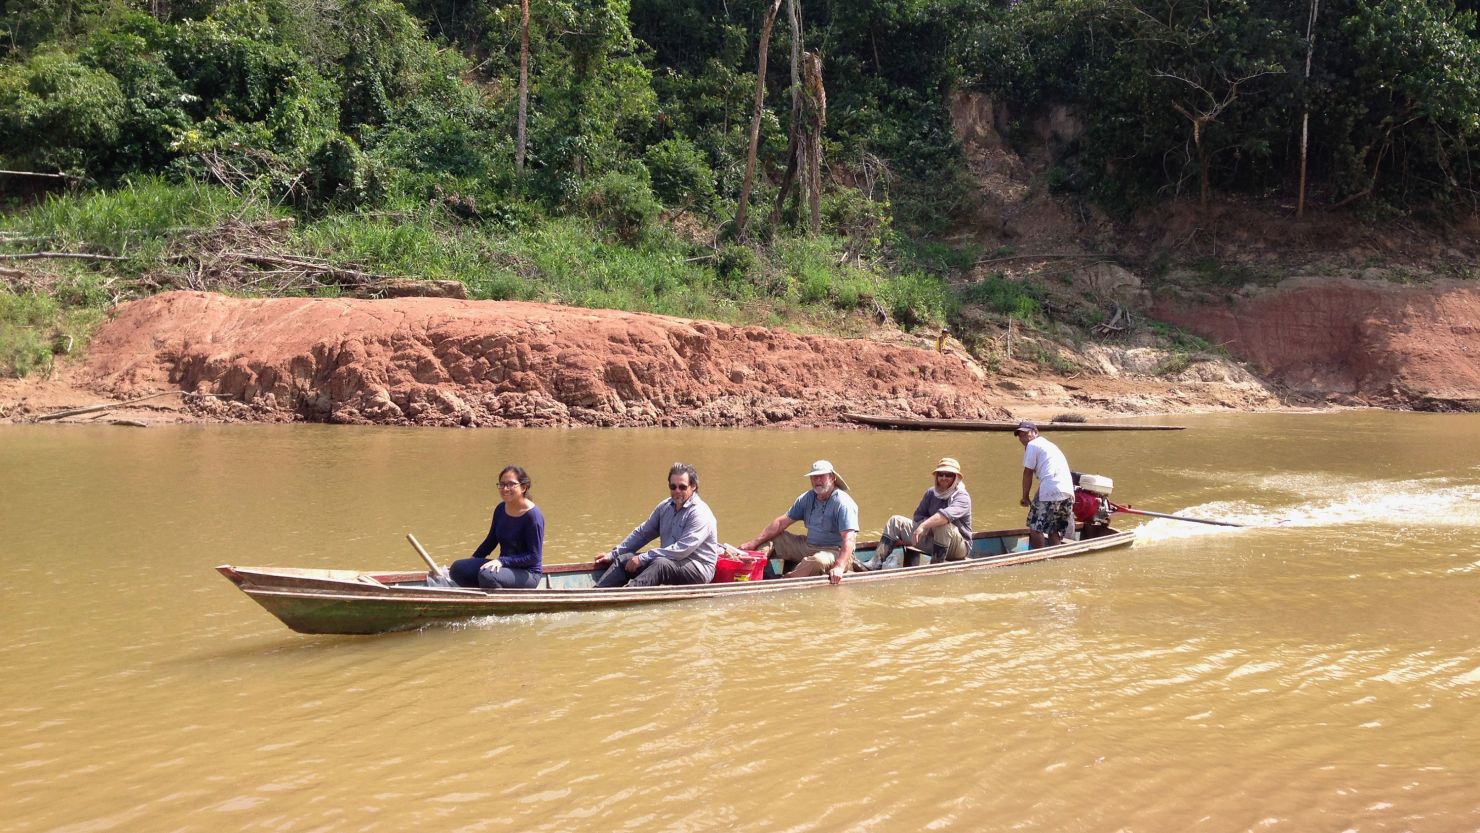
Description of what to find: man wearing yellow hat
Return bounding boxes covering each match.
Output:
[872,457,973,568]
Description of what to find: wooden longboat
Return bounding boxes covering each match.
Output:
[218,526,1135,635]
[841,413,1186,431]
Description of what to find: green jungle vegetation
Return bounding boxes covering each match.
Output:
[3,0,1479,377]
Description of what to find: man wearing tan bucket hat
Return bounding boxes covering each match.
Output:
[871,457,973,569]
[738,460,861,585]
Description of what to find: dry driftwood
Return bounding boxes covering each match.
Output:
[0,169,79,180]
[976,252,1113,265]
[1,252,129,262]
[34,391,230,422]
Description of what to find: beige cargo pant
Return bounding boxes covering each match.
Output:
[878,515,969,564]
[768,531,867,577]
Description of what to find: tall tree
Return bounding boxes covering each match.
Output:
[800,50,824,232]
[768,0,827,234]
[734,0,783,238]
[1298,0,1320,218]
[1160,65,1282,210]
[515,0,530,177]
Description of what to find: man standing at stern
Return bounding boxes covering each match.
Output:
[593,463,720,588]
[1014,421,1074,549]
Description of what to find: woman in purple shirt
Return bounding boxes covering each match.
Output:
[449,465,545,589]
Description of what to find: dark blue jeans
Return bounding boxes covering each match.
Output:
[449,557,541,589]
[596,556,711,588]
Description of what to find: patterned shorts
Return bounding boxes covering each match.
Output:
[1027,498,1073,536]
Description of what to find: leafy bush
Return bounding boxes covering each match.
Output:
[822,186,891,257]
[895,238,980,274]
[0,47,125,174]
[303,134,385,212]
[881,270,952,331]
[714,244,757,296]
[959,273,1042,321]
[644,136,717,213]
[578,168,660,243]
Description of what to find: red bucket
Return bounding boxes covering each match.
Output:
[712,550,767,583]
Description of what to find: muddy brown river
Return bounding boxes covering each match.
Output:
[3,412,1478,831]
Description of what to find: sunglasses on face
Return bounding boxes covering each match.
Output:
[669,482,692,491]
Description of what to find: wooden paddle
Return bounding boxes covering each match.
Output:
[1110,504,1244,528]
[406,533,449,577]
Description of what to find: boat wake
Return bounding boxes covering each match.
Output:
[1128,478,1480,544]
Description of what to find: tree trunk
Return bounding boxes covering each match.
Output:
[515,0,531,177]
[1195,121,1209,210]
[1297,0,1320,219]
[1172,101,1212,210]
[801,51,825,233]
[767,0,805,229]
[768,133,801,228]
[734,0,784,240]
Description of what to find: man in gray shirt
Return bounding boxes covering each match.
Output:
[593,463,720,588]
[872,457,973,568]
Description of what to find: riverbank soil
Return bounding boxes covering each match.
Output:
[0,291,1286,427]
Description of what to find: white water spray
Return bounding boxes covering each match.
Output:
[1126,477,1480,544]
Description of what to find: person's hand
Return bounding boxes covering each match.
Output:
[828,565,845,585]
[487,558,502,573]
[911,528,926,547]
[625,555,642,573]
[594,552,613,568]
[1020,497,1031,507]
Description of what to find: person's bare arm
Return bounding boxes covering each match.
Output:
[911,512,948,544]
[829,530,858,585]
[741,514,794,551]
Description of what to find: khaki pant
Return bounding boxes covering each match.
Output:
[879,515,969,564]
[768,532,866,577]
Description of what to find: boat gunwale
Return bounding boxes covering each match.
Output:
[221,528,1134,608]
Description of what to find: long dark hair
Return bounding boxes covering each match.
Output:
[500,465,531,494]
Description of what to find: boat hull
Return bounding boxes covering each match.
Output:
[218,527,1134,635]
[841,413,1185,431]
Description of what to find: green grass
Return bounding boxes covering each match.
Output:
[0,180,970,377]
[1145,320,1216,354]
[1,177,278,262]
[0,289,105,377]
[958,273,1042,321]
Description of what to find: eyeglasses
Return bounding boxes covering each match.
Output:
[934,472,957,478]
[668,482,692,491]
[497,481,521,489]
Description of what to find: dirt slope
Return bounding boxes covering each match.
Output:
[1155,278,1480,410]
[70,291,1015,427]
[2,291,1287,426]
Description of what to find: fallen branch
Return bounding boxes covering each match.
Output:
[0,169,79,180]
[222,251,401,284]
[977,252,1114,265]
[1,251,129,262]
[1095,302,1128,336]
[34,391,231,422]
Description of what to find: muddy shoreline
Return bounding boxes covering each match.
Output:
[0,290,1351,428]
